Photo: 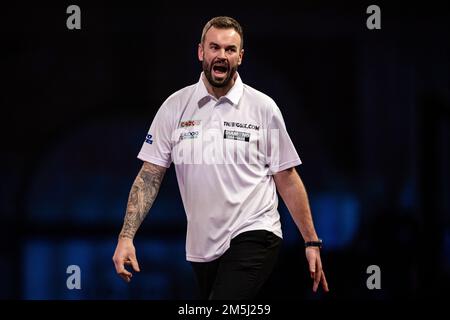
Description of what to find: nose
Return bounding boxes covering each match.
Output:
[217,48,226,59]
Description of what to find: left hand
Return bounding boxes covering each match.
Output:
[305,247,329,293]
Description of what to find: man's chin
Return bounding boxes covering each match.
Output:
[210,77,228,88]
[204,70,232,88]
[211,80,228,88]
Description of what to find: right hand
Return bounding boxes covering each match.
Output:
[112,237,140,282]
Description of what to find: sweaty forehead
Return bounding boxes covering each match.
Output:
[204,27,241,47]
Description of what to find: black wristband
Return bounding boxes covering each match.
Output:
[305,239,323,249]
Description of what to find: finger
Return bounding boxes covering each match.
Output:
[120,273,132,283]
[113,257,127,274]
[313,271,321,292]
[313,262,321,292]
[115,258,132,278]
[119,267,133,280]
[124,258,140,272]
[119,268,132,277]
[118,261,133,279]
[130,257,140,272]
[308,257,316,276]
[321,271,329,292]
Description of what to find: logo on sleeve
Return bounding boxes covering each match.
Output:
[145,134,153,144]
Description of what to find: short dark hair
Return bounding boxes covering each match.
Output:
[200,16,244,49]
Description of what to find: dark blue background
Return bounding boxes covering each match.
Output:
[1,1,449,300]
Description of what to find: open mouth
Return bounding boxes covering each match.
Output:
[212,64,228,76]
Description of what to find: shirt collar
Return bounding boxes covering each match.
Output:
[195,72,244,108]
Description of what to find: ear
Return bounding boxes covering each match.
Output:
[198,43,204,62]
[238,49,244,65]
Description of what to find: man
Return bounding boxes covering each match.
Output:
[112,16,329,299]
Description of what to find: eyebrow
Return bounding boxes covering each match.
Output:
[209,42,238,50]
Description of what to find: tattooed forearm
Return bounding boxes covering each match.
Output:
[119,162,166,240]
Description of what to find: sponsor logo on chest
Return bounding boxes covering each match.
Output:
[223,121,260,131]
[180,120,201,128]
[180,131,200,140]
[223,130,251,142]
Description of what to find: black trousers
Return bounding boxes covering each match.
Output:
[190,230,282,300]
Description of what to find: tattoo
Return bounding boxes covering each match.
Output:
[119,162,166,239]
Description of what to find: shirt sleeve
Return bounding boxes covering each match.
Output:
[137,103,173,168]
[266,104,302,174]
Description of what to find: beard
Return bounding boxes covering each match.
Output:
[202,58,238,88]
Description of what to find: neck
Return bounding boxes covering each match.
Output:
[202,73,237,99]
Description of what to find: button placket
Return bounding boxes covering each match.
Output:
[211,103,221,128]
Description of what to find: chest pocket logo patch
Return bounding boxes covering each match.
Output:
[223,130,250,142]
[180,131,199,140]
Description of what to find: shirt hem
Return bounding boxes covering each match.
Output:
[186,226,283,262]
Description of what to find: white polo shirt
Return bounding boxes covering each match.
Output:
[138,73,301,262]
